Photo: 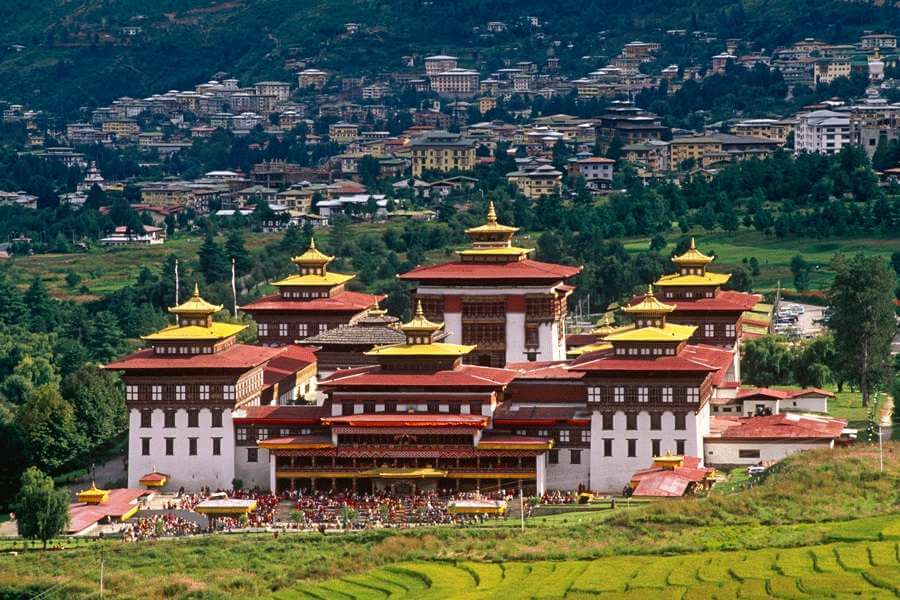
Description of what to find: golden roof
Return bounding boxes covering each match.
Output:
[77,482,109,505]
[401,300,443,335]
[291,237,333,267]
[457,246,530,257]
[567,342,613,357]
[606,323,696,343]
[623,286,676,317]
[671,238,714,266]
[142,322,246,342]
[654,272,730,287]
[169,284,223,316]
[365,342,476,357]
[272,272,354,287]
[465,201,519,235]
[366,298,388,318]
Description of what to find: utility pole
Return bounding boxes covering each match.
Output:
[519,483,525,532]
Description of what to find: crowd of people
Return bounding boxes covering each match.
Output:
[123,513,201,541]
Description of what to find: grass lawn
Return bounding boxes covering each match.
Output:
[622,229,900,292]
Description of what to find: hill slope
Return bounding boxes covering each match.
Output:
[1,0,898,116]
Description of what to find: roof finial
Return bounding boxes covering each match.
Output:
[486,201,498,224]
[309,236,316,250]
[689,237,696,249]
[647,284,654,296]
[414,299,425,319]
[192,282,200,297]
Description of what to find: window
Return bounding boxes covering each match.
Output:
[650,413,661,430]
[280,428,291,437]
[676,439,686,455]
[212,437,222,456]
[258,323,268,337]
[189,437,198,456]
[674,413,686,430]
[141,437,151,456]
[602,413,614,430]
[199,385,210,401]
[662,387,673,403]
[165,437,174,456]
[638,387,648,403]
[516,429,527,436]
[603,438,613,457]
[152,385,162,401]
[570,450,581,465]
[187,409,199,428]
[140,409,152,428]
[175,385,186,401]
[538,429,549,437]
[558,430,570,443]
[211,409,223,428]
[247,448,258,463]
[739,449,761,459]
[548,449,559,464]
[726,323,736,338]
[704,324,714,337]
[651,439,661,457]
[236,428,248,442]
[687,387,700,403]
[581,430,591,443]
[626,413,637,430]
[318,323,328,334]
[223,386,236,402]
[164,410,176,428]
[298,323,308,337]
[587,387,601,403]
[279,323,289,337]
[627,438,637,458]
[126,385,138,402]
[257,428,269,441]
[613,387,625,403]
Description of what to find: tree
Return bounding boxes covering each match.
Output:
[14,467,69,549]
[0,276,27,325]
[24,277,58,332]
[790,254,810,292]
[15,385,83,472]
[225,230,252,276]
[198,233,230,283]
[741,335,794,387]
[828,254,896,406]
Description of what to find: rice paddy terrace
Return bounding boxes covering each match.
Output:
[282,539,900,599]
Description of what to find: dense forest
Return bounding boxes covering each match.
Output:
[1,0,898,116]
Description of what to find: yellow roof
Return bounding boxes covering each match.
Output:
[590,314,635,337]
[623,285,676,316]
[358,467,448,479]
[671,238,714,266]
[465,201,519,235]
[291,237,333,267]
[457,246,530,257]
[366,342,476,357]
[169,284,223,316]
[401,300,443,335]
[142,322,246,341]
[654,272,730,287]
[567,342,613,357]
[77,482,109,505]
[272,272,354,287]
[606,323,696,343]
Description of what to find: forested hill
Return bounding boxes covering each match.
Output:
[1,0,898,117]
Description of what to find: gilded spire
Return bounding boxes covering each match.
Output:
[486,200,498,225]
[623,284,676,317]
[291,236,334,268]
[401,300,443,338]
[168,284,223,316]
[671,238,714,267]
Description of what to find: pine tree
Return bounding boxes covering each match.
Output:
[197,233,230,283]
[0,276,28,325]
[24,277,58,333]
[225,230,253,276]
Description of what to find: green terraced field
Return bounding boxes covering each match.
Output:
[285,540,900,599]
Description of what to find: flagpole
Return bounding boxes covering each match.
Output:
[174,258,180,304]
[231,257,238,318]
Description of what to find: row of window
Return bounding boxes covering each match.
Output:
[597,438,687,458]
[139,408,225,428]
[587,386,700,404]
[140,436,222,456]
[515,429,591,444]
[236,427,312,441]
[128,385,235,403]
[153,345,215,356]
[614,346,677,356]
[335,402,486,416]
[258,322,329,338]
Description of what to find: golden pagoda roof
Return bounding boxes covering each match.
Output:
[168,284,223,316]
[567,342,613,357]
[654,272,731,287]
[142,322,247,342]
[366,298,388,318]
[457,246,531,257]
[623,286,676,316]
[272,272,354,287]
[465,201,520,235]
[606,323,696,343]
[366,342,476,357]
[77,482,109,505]
[671,238,714,266]
[291,237,333,267]
[401,300,443,335]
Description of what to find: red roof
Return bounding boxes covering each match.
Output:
[233,404,328,426]
[565,333,598,347]
[493,405,591,426]
[241,291,381,313]
[680,344,734,386]
[631,290,760,313]
[630,456,713,497]
[572,352,719,374]
[138,472,168,483]
[509,361,585,380]
[399,259,581,283]
[709,414,846,440]
[322,414,488,428]
[320,364,518,388]
[69,488,148,533]
[736,387,835,400]
[105,344,283,371]
[262,345,317,388]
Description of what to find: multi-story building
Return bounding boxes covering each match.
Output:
[101,120,140,139]
[240,239,382,346]
[105,286,317,490]
[731,119,794,144]
[861,33,897,50]
[297,69,328,89]
[623,140,671,173]
[794,110,851,155]
[254,81,292,102]
[399,203,581,366]
[814,60,852,86]
[848,95,900,159]
[328,122,359,144]
[409,130,476,177]
[711,53,736,74]
[424,54,459,75]
[668,133,780,169]
[567,156,615,185]
[595,113,669,150]
[430,68,480,96]
[506,164,563,199]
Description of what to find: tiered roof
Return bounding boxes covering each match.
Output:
[607,286,696,343]
[366,301,475,358]
[273,238,354,287]
[142,284,246,342]
[655,238,730,287]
